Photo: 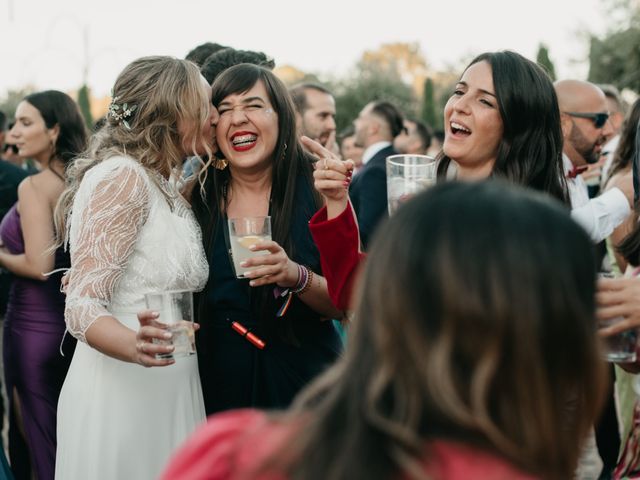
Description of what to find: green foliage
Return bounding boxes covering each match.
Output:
[77,84,94,130]
[536,44,557,81]
[587,0,640,92]
[420,78,437,128]
[0,87,37,120]
[588,28,640,92]
[331,61,417,133]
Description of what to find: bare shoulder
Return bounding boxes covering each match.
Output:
[17,170,64,207]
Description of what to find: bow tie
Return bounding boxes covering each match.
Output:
[566,165,589,179]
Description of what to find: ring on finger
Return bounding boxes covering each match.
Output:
[138,341,145,353]
[323,158,329,170]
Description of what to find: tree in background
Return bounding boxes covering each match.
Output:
[420,77,437,129]
[331,60,417,133]
[360,42,429,90]
[536,44,557,81]
[0,86,37,120]
[77,84,94,130]
[329,42,432,132]
[275,65,320,86]
[587,0,640,92]
[588,28,640,92]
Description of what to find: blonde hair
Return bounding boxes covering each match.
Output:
[53,56,213,248]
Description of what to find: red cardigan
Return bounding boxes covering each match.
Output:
[161,409,538,480]
[308,203,366,310]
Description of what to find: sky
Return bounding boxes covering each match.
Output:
[0,0,612,99]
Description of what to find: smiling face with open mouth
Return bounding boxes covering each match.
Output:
[216,80,279,174]
[443,60,504,179]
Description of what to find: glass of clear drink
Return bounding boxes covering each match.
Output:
[600,318,637,363]
[386,154,437,215]
[598,273,638,363]
[144,290,196,360]
[227,216,272,279]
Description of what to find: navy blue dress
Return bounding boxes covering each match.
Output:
[195,176,343,415]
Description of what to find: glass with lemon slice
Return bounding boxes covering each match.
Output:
[227,216,272,278]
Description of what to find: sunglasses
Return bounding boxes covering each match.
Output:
[564,111,610,128]
[3,144,18,155]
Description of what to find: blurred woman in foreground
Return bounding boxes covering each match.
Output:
[162,181,605,480]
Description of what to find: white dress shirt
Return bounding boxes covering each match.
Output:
[361,141,392,166]
[566,154,630,243]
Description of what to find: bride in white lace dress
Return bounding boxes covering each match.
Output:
[52,56,218,480]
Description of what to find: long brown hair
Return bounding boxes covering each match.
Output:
[612,100,640,265]
[53,55,213,248]
[193,63,320,256]
[190,64,321,341]
[265,181,605,480]
[437,51,569,205]
[606,98,640,183]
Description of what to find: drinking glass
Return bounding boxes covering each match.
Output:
[386,154,437,215]
[144,290,196,359]
[227,216,272,279]
[598,273,637,363]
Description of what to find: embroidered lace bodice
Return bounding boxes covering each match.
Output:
[64,156,208,342]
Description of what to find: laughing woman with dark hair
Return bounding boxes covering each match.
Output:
[188,63,343,414]
[305,50,571,310]
[436,50,567,202]
[162,181,605,480]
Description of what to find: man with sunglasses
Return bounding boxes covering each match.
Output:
[556,80,634,480]
[555,79,631,244]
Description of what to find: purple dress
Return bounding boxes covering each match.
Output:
[1,204,73,480]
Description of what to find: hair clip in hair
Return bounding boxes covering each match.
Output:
[108,91,138,130]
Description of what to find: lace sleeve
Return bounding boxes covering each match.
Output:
[64,161,151,342]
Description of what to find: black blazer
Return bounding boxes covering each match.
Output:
[348,144,396,249]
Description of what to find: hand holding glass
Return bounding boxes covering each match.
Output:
[598,273,637,363]
[144,290,196,359]
[386,154,437,215]
[228,216,272,279]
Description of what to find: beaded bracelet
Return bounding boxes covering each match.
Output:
[295,267,314,296]
[292,265,309,294]
[291,264,307,292]
[273,264,306,300]
[275,265,314,317]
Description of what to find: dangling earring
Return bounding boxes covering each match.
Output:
[281,142,287,161]
[49,138,57,162]
[215,158,228,170]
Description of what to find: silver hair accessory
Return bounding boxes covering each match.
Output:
[108,91,137,130]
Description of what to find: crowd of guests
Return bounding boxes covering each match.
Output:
[0,40,639,480]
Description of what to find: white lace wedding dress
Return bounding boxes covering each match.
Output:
[55,156,209,480]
